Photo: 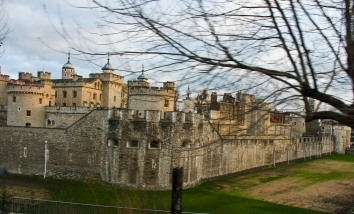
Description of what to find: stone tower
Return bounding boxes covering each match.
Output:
[128,66,177,117]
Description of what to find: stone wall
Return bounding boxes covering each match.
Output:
[0,105,7,125]
[0,109,336,190]
[45,106,92,128]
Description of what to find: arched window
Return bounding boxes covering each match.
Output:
[52,120,55,126]
[47,119,51,125]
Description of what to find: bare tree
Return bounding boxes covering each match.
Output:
[0,0,9,57]
[63,0,354,128]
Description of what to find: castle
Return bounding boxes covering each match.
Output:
[0,54,350,190]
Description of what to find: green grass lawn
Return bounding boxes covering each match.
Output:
[3,154,354,213]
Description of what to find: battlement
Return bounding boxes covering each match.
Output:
[52,81,85,87]
[111,108,205,124]
[37,71,51,80]
[19,72,35,81]
[46,106,92,114]
[128,80,150,87]
[129,87,176,96]
[89,73,124,83]
[7,84,48,94]
[163,81,175,89]
[0,74,10,82]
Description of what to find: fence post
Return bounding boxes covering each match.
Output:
[171,167,183,214]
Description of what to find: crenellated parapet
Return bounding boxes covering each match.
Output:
[37,71,51,80]
[128,79,150,87]
[52,81,86,87]
[111,108,206,124]
[8,85,47,95]
[129,86,176,96]
[89,73,124,84]
[0,73,10,82]
[45,106,92,114]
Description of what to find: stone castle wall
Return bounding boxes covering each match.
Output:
[0,105,7,125]
[0,108,336,190]
[45,106,93,128]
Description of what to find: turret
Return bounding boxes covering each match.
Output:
[62,51,76,79]
[37,71,51,80]
[102,52,114,74]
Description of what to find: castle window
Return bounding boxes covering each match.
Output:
[63,103,66,107]
[108,139,119,147]
[64,74,67,77]
[164,100,169,107]
[94,83,97,89]
[55,91,57,98]
[114,96,116,102]
[100,94,102,101]
[26,110,31,117]
[72,91,77,98]
[47,119,51,125]
[46,94,49,98]
[49,101,52,106]
[293,122,297,126]
[23,147,27,157]
[39,98,42,104]
[182,141,191,148]
[63,91,67,98]
[149,140,161,149]
[127,140,139,148]
[12,96,16,103]
[152,123,156,132]
[18,107,21,111]
[73,102,76,107]
[93,93,96,100]
[52,120,55,126]
[25,123,31,127]
[195,141,200,148]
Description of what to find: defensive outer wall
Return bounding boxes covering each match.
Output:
[0,108,335,190]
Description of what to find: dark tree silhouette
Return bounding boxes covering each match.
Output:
[62,0,354,128]
[0,0,9,57]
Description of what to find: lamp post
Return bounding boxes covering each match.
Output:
[44,140,48,178]
[273,148,276,168]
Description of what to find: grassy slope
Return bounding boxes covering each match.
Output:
[3,154,353,213]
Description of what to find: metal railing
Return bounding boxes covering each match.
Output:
[1,197,206,214]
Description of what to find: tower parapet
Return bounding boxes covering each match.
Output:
[163,81,175,89]
[0,73,10,106]
[0,73,10,82]
[19,72,35,82]
[37,71,51,80]
[89,73,124,84]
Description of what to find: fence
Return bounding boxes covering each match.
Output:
[1,197,206,214]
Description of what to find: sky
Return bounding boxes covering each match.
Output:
[1,0,132,80]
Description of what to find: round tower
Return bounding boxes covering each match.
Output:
[62,51,76,79]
